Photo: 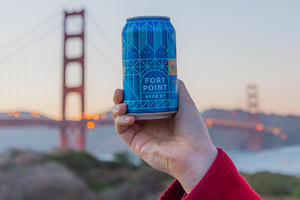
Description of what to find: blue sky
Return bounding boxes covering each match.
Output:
[0,0,299,118]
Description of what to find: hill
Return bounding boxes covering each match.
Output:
[203,109,300,149]
[0,149,300,200]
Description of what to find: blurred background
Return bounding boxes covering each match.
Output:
[0,0,300,199]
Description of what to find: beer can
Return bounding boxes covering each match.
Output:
[122,16,178,120]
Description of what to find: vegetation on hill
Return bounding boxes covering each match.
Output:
[1,149,299,199]
[43,151,172,199]
[242,172,300,199]
[45,151,300,199]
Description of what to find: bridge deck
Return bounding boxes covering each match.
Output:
[0,118,280,135]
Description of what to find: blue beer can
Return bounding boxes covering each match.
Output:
[122,16,178,120]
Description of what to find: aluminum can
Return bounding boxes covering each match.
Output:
[122,16,178,120]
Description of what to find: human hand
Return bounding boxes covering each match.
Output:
[112,80,217,193]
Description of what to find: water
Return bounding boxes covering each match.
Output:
[1,127,299,177]
[227,146,300,177]
[0,126,130,156]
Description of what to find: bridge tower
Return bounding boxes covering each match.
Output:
[246,84,261,151]
[60,9,86,150]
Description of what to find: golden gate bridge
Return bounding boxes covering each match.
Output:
[0,9,283,152]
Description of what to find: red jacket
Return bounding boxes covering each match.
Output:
[160,148,262,200]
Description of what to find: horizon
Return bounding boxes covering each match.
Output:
[1,106,299,120]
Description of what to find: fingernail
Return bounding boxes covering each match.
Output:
[113,104,119,112]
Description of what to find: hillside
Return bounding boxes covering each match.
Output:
[203,109,300,149]
[0,149,300,200]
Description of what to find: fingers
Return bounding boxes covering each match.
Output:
[112,88,139,149]
[115,115,135,133]
[113,89,123,104]
[115,115,135,126]
[112,103,127,119]
[111,95,135,134]
[112,103,134,133]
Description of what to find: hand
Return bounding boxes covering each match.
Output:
[112,80,218,193]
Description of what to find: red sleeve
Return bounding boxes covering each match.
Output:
[160,148,262,200]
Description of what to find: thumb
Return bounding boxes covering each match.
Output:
[177,79,198,114]
[176,80,211,141]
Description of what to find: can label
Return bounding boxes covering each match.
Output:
[122,17,178,114]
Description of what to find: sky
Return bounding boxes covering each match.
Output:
[0,0,299,118]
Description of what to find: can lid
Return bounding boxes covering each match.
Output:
[127,16,170,22]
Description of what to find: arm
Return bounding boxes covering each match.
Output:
[160,148,262,200]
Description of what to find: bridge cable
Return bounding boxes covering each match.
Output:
[0,22,61,66]
[87,35,120,76]
[86,12,121,58]
[0,11,61,54]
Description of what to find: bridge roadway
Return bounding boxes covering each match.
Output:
[0,118,113,128]
[0,118,280,135]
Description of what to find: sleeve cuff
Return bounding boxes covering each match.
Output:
[160,179,186,200]
[182,148,226,199]
[160,148,223,200]
[160,148,261,200]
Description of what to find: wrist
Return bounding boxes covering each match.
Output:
[176,145,218,193]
